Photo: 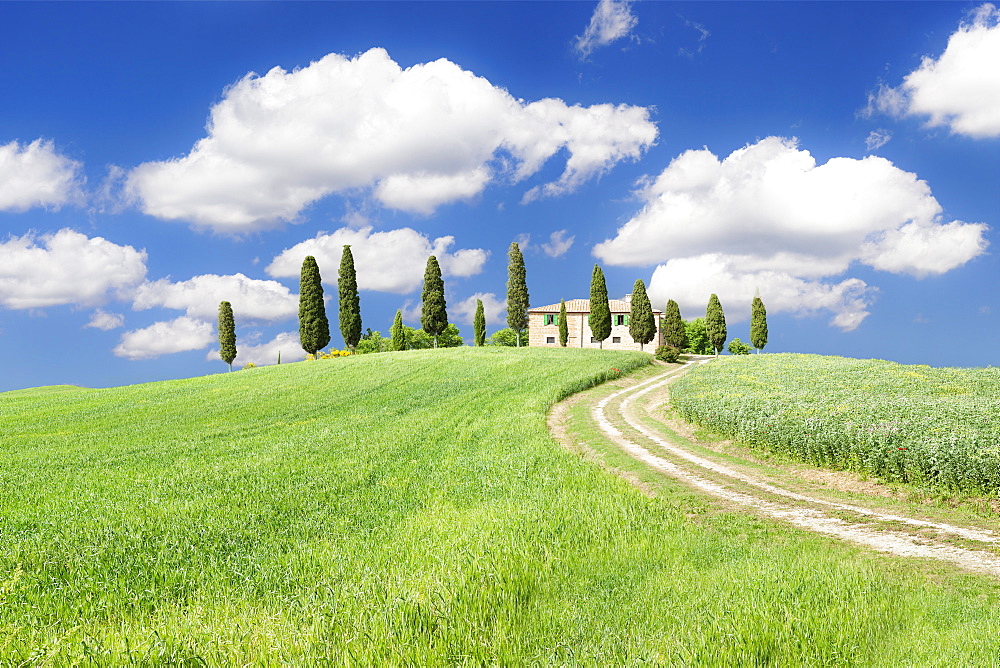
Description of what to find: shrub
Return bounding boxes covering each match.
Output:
[728,338,751,355]
[655,345,681,363]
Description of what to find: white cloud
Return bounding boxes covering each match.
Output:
[646,255,874,332]
[207,330,300,366]
[575,0,638,58]
[595,137,986,275]
[85,309,125,331]
[126,48,656,231]
[114,316,213,360]
[594,137,987,330]
[0,139,85,211]
[541,229,575,258]
[678,19,710,58]
[266,226,488,294]
[132,273,297,321]
[865,129,892,152]
[399,299,422,325]
[0,229,147,309]
[867,4,1000,138]
[452,292,508,326]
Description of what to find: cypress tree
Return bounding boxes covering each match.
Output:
[558,299,569,347]
[390,309,406,351]
[338,245,362,352]
[473,299,486,346]
[218,300,236,371]
[663,299,687,350]
[628,279,656,351]
[589,264,611,348]
[299,255,330,357]
[506,242,529,347]
[751,295,768,353]
[705,293,727,357]
[421,256,448,348]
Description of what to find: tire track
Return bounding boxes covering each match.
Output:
[587,361,1000,578]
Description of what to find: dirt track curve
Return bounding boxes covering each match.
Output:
[549,360,1000,578]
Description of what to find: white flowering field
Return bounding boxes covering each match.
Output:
[670,354,1000,494]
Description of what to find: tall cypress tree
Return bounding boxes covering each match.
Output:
[218,300,236,371]
[421,256,448,348]
[338,245,362,352]
[663,299,687,350]
[390,309,406,351]
[628,279,656,351]
[506,242,529,347]
[558,299,569,347]
[705,293,727,357]
[589,264,611,348]
[751,295,768,353]
[473,298,486,346]
[299,255,330,358]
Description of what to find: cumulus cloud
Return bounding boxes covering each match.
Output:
[85,309,125,331]
[575,0,638,58]
[594,137,987,330]
[267,226,488,294]
[0,229,147,309]
[541,229,575,258]
[452,292,508,327]
[132,273,297,321]
[207,330,299,366]
[114,316,214,360]
[0,139,85,211]
[647,255,874,331]
[866,4,1000,138]
[126,48,656,231]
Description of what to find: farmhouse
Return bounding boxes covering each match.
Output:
[528,296,664,351]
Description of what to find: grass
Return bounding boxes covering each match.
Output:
[671,353,1000,496]
[2,347,1000,664]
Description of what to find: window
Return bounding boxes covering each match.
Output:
[615,314,628,326]
[612,336,621,343]
[591,337,597,343]
[546,336,555,344]
[544,314,556,325]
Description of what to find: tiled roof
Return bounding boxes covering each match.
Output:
[529,298,663,315]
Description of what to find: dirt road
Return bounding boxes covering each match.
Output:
[550,360,1000,577]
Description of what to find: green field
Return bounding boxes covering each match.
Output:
[671,353,1000,495]
[3,348,1000,664]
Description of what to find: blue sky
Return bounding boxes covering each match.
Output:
[1,1,998,391]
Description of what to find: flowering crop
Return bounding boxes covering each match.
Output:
[670,354,1000,495]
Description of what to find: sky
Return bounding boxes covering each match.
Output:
[1,1,998,391]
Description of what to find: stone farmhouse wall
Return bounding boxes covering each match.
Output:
[527,298,663,352]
